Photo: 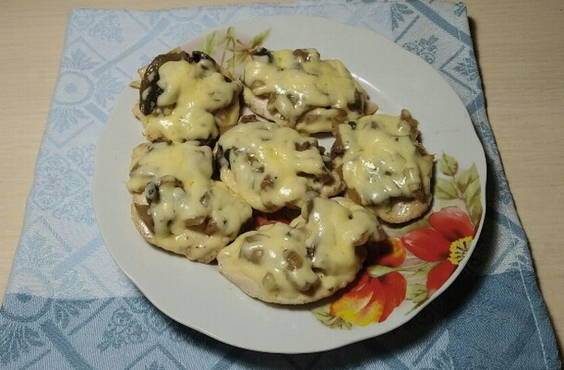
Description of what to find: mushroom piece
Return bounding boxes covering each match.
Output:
[139,51,191,115]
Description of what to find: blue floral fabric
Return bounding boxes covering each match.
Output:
[1,1,560,368]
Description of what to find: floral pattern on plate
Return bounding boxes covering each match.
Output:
[313,153,483,329]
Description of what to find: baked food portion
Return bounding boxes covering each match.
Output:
[332,110,434,223]
[127,141,252,263]
[242,48,375,134]
[134,50,242,143]
[217,197,385,304]
[214,120,343,212]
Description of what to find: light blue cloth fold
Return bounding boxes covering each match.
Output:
[1,1,560,368]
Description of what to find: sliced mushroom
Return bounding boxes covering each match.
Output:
[294,141,312,151]
[240,234,266,264]
[191,50,213,63]
[144,182,160,203]
[284,249,303,270]
[239,114,258,123]
[139,51,191,115]
[262,272,278,292]
[160,176,183,188]
[347,90,365,113]
[252,47,273,63]
[260,174,275,190]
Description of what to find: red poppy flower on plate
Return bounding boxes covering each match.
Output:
[374,237,406,268]
[329,238,408,326]
[330,271,407,326]
[401,207,475,293]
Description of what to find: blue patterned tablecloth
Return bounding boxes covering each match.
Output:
[1,1,560,368]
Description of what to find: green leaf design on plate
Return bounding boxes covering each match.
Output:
[435,178,459,200]
[438,153,458,176]
[199,31,219,55]
[457,164,483,225]
[463,176,481,202]
[406,283,428,304]
[225,26,235,40]
[409,262,436,281]
[368,265,395,278]
[465,189,483,226]
[312,305,352,329]
[199,27,271,76]
[249,29,271,49]
[456,163,479,193]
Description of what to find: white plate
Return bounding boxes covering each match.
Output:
[93,16,486,353]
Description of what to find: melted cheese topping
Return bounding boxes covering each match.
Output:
[243,49,366,131]
[217,121,336,212]
[139,59,241,142]
[127,142,251,260]
[226,223,320,295]
[218,197,383,303]
[338,114,432,206]
[301,197,382,276]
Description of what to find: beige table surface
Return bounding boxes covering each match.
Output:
[1,0,563,353]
